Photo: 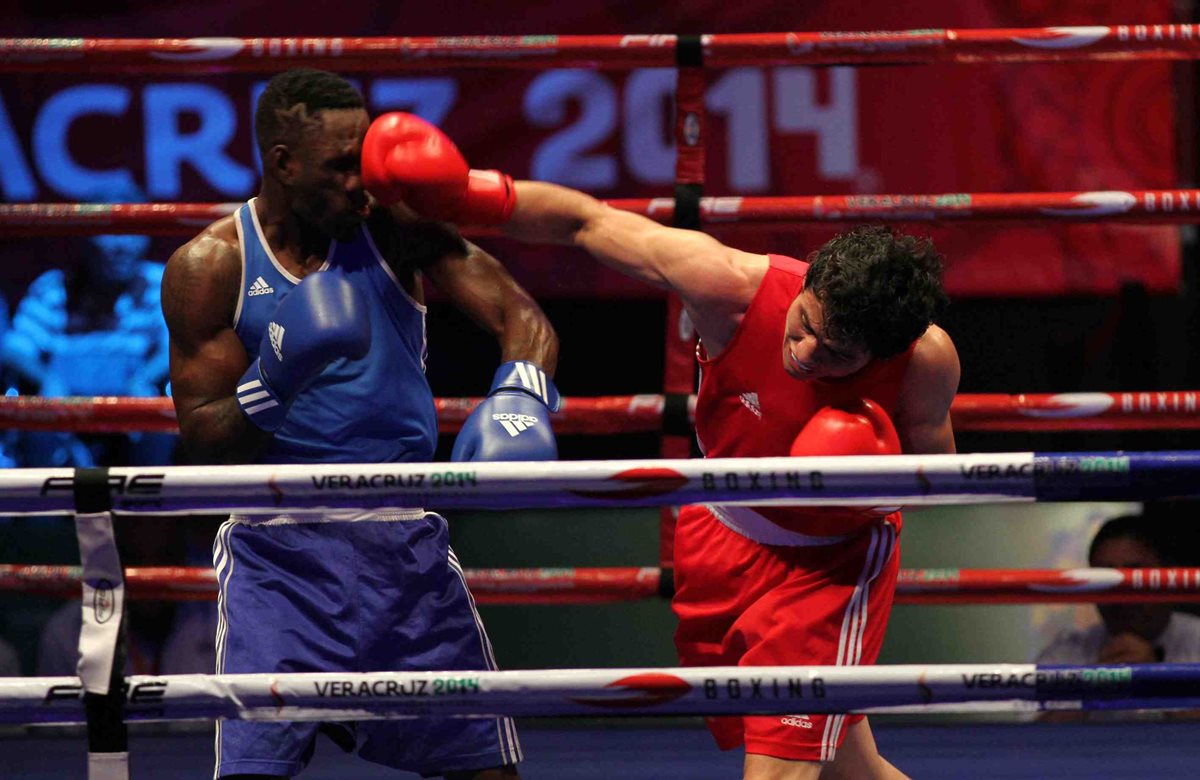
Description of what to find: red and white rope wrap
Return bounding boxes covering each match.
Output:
[0,392,1194,435]
[5,564,1199,605]
[2,27,1200,74]
[608,191,1200,224]
[3,192,1198,236]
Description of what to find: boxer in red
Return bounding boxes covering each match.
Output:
[362,113,960,780]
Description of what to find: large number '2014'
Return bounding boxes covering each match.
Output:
[520,67,859,191]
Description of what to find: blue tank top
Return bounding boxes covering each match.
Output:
[233,200,437,464]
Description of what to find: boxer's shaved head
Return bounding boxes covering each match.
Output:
[255,68,365,157]
[254,68,370,240]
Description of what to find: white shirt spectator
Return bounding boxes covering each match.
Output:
[1037,611,1200,664]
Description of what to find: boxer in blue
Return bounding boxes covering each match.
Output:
[162,69,557,779]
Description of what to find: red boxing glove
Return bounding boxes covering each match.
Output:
[790,398,900,457]
[361,112,516,225]
[790,399,901,523]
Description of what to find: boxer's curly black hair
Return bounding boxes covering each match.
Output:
[803,225,948,359]
[254,68,365,156]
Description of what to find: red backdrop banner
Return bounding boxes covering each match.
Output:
[0,0,1183,297]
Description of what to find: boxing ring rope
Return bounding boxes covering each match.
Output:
[3,26,1200,74]
[0,391,1196,434]
[4,662,1199,724]
[3,191,1199,236]
[1,451,1198,514]
[5,454,1200,734]
[5,564,1200,606]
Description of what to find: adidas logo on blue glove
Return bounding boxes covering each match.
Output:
[492,412,539,437]
[451,360,559,461]
[268,321,285,361]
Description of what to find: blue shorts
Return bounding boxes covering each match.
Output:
[212,511,522,777]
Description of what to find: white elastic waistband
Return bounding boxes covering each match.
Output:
[706,504,854,547]
[230,508,429,526]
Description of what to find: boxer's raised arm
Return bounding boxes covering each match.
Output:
[162,231,271,463]
[418,230,561,464]
[423,238,558,374]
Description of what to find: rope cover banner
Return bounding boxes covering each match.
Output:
[1,451,1197,515]
[2,663,1199,725]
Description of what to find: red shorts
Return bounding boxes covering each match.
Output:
[672,505,900,763]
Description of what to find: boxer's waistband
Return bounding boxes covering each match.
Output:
[705,503,855,547]
[230,508,429,526]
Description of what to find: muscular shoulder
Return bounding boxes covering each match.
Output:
[893,324,960,431]
[167,215,240,279]
[162,216,241,335]
[731,251,771,301]
[904,325,960,391]
[677,249,767,354]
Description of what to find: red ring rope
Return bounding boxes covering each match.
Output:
[1,27,1198,74]
[2,192,1196,236]
[3,564,1197,605]
[0,392,1193,435]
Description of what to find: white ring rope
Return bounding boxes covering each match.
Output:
[1,663,1195,725]
[0,450,1191,515]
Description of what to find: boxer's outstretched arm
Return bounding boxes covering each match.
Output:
[505,181,764,320]
[893,325,960,454]
[362,114,755,343]
[162,230,271,464]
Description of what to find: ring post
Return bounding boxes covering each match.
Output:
[73,468,129,780]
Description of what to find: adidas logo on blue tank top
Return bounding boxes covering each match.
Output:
[248,276,275,296]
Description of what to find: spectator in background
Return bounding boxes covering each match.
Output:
[1038,515,1200,665]
[2,183,174,467]
[37,585,216,677]
[36,518,216,677]
[0,635,18,676]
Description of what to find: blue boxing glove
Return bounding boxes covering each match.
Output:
[451,361,559,461]
[236,273,370,431]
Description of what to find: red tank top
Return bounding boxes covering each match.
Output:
[693,254,913,543]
